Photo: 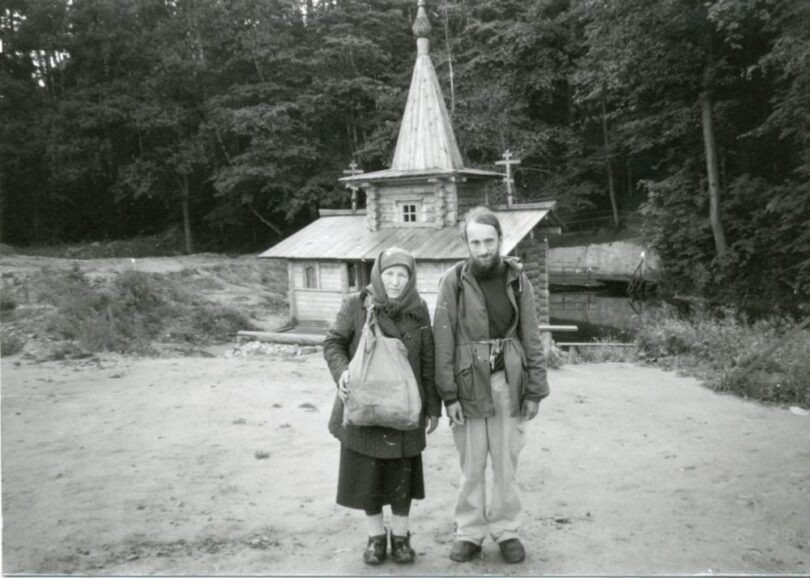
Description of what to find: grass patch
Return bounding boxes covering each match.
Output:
[635,304,809,407]
[39,267,164,353]
[565,341,637,364]
[17,230,186,259]
[33,265,255,354]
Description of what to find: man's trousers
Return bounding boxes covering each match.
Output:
[451,370,527,545]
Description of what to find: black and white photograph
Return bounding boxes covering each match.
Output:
[1,0,809,575]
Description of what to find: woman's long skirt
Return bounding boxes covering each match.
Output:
[336,445,425,511]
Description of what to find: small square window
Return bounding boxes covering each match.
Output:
[402,204,417,222]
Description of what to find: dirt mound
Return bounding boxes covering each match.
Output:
[0,253,288,360]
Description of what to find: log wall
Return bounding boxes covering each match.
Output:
[513,234,550,324]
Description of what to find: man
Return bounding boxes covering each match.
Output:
[434,206,549,564]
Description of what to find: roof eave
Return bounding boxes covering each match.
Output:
[339,168,503,185]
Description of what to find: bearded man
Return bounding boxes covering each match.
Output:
[433,206,550,564]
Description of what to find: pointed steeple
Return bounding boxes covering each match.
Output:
[390,0,464,171]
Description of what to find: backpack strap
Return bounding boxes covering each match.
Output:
[455,258,522,303]
[453,260,465,302]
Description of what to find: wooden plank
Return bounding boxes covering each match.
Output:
[494,201,556,211]
[557,342,634,348]
[237,331,324,346]
[319,209,367,216]
[539,325,578,332]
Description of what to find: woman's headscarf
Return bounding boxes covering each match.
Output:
[366,247,424,336]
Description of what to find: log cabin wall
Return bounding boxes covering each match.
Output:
[377,183,437,229]
[513,234,550,324]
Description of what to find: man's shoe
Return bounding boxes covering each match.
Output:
[390,532,416,564]
[363,533,387,565]
[450,540,481,562]
[498,538,526,563]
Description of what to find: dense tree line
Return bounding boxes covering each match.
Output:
[1,0,808,310]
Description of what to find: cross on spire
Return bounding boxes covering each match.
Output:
[495,149,521,207]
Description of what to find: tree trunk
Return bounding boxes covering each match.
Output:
[443,1,455,114]
[626,156,633,204]
[0,171,5,242]
[700,90,728,257]
[181,174,193,254]
[601,87,619,227]
[33,188,41,244]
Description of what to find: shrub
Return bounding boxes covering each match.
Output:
[636,303,810,407]
[167,304,255,344]
[1,293,18,312]
[567,342,638,364]
[40,268,165,354]
[716,337,810,406]
[0,334,25,356]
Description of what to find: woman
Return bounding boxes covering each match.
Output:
[323,247,441,566]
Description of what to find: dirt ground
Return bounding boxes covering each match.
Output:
[2,352,809,576]
[1,253,809,575]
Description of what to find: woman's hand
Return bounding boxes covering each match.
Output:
[426,415,440,434]
[337,370,350,402]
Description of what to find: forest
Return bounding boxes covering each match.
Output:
[1,0,809,312]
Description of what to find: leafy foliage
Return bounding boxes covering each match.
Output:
[635,303,810,407]
[1,0,808,309]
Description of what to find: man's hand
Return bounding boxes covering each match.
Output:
[337,370,350,402]
[426,415,440,434]
[446,401,465,426]
[521,399,540,421]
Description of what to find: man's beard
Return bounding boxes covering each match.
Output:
[470,253,503,278]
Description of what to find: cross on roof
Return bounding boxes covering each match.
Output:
[495,149,521,200]
[342,161,363,177]
[342,161,364,213]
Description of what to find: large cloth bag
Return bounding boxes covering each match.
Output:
[342,304,422,431]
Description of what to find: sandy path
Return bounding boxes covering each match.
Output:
[2,355,809,575]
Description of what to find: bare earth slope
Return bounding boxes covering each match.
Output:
[3,355,809,575]
[0,253,289,359]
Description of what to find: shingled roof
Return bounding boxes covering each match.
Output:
[340,0,500,185]
[260,206,552,261]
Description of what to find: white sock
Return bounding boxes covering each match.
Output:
[391,514,409,537]
[366,513,385,537]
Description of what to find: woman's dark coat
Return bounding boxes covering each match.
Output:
[323,288,441,460]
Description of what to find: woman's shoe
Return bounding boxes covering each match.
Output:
[363,533,387,565]
[390,532,416,564]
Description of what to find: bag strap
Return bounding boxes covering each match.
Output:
[362,296,376,332]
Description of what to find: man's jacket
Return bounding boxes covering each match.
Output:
[433,257,549,418]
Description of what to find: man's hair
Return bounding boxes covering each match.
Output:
[461,206,503,241]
